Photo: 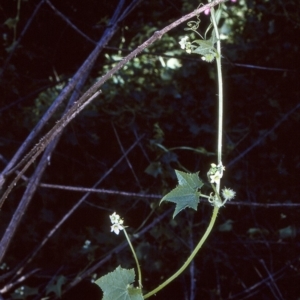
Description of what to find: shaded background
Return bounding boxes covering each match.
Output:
[0,0,300,299]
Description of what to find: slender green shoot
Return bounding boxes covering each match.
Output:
[123,228,143,289]
[143,206,219,299]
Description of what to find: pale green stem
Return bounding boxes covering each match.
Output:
[123,228,143,289]
[210,7,223,180]
[210,7,223,197]
[143,206,219,299]
[144,5,224,299]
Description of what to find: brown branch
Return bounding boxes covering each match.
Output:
[37,183,300,207]
[0,0,129,186]
[0,0,139,262]
[46,0,97,44]
[11,135,144,277]
[111,123,142,188]
[227,101,300,168]
[0,0,225,206]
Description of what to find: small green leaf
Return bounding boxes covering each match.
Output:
[95,266,143,300]
[279,226,296,239]
[175,170,202,189]
[10,285,39,299]
[145,162,162,178]
[5,41,18,53]
[192,39,213,56]
[160,170,203,218]
[218,220,233,232]
[46,275,67,297]
[4,17,18,29]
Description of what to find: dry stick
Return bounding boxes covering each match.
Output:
[1,174,296,207]
[111,123,142,188]
[0,0,128,187]
[32,183,300,207]
[0,0,225,275]
[259,259,284,300]
[0,0,135,264]
[0,90,101,263]
[46,0,97,45]
[0,268,40,295]
[40,186,300,207]
[9,135,144,284]
[0,0,135,205]
[0,71,94,264]
[0,0,225,199]
[228,264,286,300]
[227,101,300,168]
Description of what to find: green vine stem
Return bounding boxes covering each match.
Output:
[144,5,225,298]
[143,206,219,299]
[123,228,143,289]
[210,5,223,195]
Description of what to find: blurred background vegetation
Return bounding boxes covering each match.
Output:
[0,0,300,299]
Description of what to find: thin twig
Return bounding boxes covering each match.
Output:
[46,0,97,44]
[12,135,144,278]
[112,123,141,188]
[227,101,300,168]
[0,0,225,197]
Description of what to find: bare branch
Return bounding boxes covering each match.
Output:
[0,0,225,200]
[46,0,97,45]
[11,135,144,275]
[227,101,300,168]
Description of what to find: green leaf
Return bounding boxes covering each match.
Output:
[145,162,162,178]
[192,39,213,55]
[45,275,67,298]
[278,226,296,239]
[160,170,203,218]
[4,17,19,29]
[218,219,233,232]
[192,38,216,58]
[95,266,143,300]
[10,285,39,299]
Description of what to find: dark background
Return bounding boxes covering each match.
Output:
[0,0,300,299]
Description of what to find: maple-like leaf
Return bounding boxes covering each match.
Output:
[160,170,203,218]
[95,266,143,300]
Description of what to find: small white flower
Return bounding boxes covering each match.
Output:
[110,212,120,224]
[83,240,91,249]
[179,36,189,49]
[109,212,125,234]
[222,187,236,201]
[111,223,124,235]
[210,171,222,184]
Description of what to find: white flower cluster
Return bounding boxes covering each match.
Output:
[207,163,236,207]
[179,36,192,54]
[109,212,124,235]
[209,162,225,184]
